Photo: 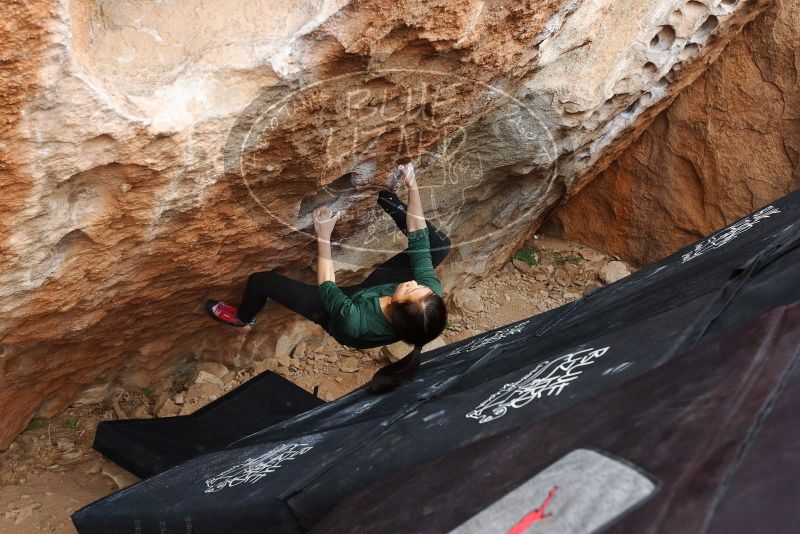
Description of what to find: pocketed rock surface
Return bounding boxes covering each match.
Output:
[547,0,800,266]
[0,236,631,534]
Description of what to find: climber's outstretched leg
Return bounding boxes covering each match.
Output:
[206,271,328,328]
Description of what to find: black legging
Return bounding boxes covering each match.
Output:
[237,220,450,331]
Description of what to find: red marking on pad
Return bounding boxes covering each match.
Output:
[507,486,557,534]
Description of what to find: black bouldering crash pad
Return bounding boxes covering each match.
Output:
[93,371,323,478]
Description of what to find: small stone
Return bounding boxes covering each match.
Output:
[184,382,224,405]
[73,383,113,406]
[422,336,447,353]
[156,399,181,418]
[381,341,412,363]
[195,362,229,379]
[531,266,548,278]
[194,370,224,387]
[554,268,572,286]
[62,450,83,461]
[152,390,172,413]
[111,396,127,420]
[451,287,484,314]
[172,392,185,405]
[292,341,308,360]
[55,438,74,452]
[361,347,382,360]
[221,371,237,385]
[599,261,631,284]
[583,283,602,296]
[528,282,546,293]
[579,249,605,262]
[512,258,532,273]
[277,354,292,368]
[12,503,40,525]
[318,386,336,402]
[501,262,516,273]
[339,357,359,373]
[131,405,152,419]
[274,323,322,361]
[101,465,139,490]
[250,359,273,374]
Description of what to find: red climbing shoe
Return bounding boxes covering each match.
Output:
[205,300,254,328]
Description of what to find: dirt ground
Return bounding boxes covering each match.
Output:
[0,235,633,533]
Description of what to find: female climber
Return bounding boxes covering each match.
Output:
[205,162,449,393]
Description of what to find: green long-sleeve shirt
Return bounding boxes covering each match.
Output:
[318,227,443,349]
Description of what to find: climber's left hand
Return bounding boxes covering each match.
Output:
[313,205,340,240]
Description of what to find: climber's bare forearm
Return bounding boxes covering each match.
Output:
[406,183,426,232]
[317,238,335,285]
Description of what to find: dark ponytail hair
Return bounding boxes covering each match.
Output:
[369,292,447,394]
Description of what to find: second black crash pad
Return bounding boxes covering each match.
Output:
[93,371,323,478]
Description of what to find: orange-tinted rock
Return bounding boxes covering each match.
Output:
[547,0,799,266]
[0,0,770,449]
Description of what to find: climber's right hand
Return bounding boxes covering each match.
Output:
[313,205,340,240]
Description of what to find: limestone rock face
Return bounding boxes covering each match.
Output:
[0,0,769,448]
[546,0,798,266]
